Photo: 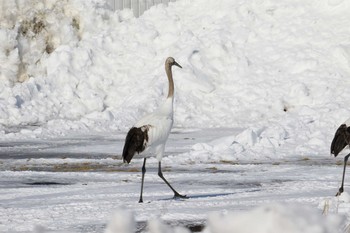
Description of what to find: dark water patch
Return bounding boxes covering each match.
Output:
[135,221,205,233]
[188,224,205,232]
[24,181,72,186]
[168,221,205,233]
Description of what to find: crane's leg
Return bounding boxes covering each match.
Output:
[158,162,187,199]
[336,153,350,196]
[139,158,147,203]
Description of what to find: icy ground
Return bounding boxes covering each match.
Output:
[1,128,350,233]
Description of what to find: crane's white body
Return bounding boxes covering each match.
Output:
[134,97,174,161]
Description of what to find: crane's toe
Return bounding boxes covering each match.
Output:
[173,193,188,200]
[336,187,344,196]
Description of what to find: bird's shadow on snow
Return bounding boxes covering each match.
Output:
[187,192,236,199]
[158,189,261,201]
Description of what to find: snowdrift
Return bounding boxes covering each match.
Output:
[1,0,350,160]
[104,204,345,233]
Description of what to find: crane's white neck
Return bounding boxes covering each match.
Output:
[158,96,174,116]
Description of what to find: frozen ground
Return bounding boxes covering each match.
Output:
[1,128,350,233]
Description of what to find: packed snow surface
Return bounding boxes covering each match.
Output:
[2,0,350,232]
[1,129,350,233]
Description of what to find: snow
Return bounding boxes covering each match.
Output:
[104,204,345,233]
[1,0,350,142]
[205,204,344,233]
[2,0,350,232]
[105,210,136,233]
[1,130,350,232]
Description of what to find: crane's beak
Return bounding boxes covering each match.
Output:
[174,61,182,68]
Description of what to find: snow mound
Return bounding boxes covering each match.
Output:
[0,0,350,144]
[103,204,345,233]
[205,204,344,233]
[179,124,291,163]
[319,192,350,222]
[105,209,136,233]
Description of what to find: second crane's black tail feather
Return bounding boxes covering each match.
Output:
[122,126,149,163]
[331,124,349,157]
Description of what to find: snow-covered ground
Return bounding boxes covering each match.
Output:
[0,129,349,233]
[2,0,350,232]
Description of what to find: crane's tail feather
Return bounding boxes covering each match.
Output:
[331,124,350,157]
[122,126,149,163]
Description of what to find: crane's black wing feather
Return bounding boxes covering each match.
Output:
[122,126,149,163]
[331,124,350,157]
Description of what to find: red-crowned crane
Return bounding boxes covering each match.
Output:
[331,119,350,196]
[122,57,186,203]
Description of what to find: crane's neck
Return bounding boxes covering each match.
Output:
[165,64,174,99]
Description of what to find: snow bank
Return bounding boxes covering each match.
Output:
[177,124,291,163]
[205,204,344,233]
[174,117,329,163]
[1,0,350,159]
[103,204,345,233]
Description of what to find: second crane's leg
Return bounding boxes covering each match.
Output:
[158,162,187,199]
[139,158,147,203]
[336,153,350,196]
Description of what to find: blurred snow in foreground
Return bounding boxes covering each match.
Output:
[103,204,345,233]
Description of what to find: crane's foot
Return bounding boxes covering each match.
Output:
[173,192,188,200]
[336,187,344,197]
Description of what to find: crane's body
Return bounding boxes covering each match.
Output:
[122,57,186,203]
[132,97,174,161]
[331,118,350,196]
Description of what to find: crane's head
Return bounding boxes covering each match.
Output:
[166,57,182,69]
